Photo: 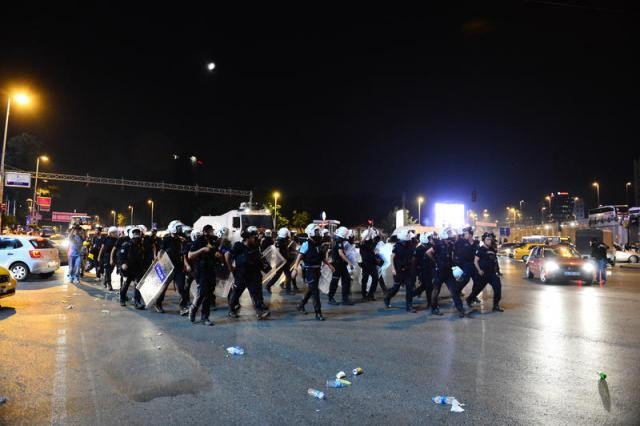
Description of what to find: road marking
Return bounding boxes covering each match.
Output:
[80,331,101,424]
[51,319,67,425]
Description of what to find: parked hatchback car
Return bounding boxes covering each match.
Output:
[525,245,594,284]
[613,243,639,263]
[0,265,17,305]
[0,236,60,281]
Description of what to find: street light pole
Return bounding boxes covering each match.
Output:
[128,205,134,225]
[148,200,154,229]
[626,182,632,206]
[417,196,424,225]
[31,155,48,225]
[111,210,116,226]
[273,191,280,229]
[593,182,600,207]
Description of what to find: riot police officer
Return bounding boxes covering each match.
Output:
[327,226,354,305]
[292,224,333,320]
[141,224,157,273]
[188,224,219,326]
[266,227,298,294]
[430,228,466,317]
[384,229,417,312]
[118,227,145,309]
[88,225,104,279]
[98,226,118,291]
[359,228,378,301]
[412,232,435,308]
[227,226,271,320]
[467,232,504,312]
[260,229,274,252]
[156,220,187,314]
[455,226,479,304]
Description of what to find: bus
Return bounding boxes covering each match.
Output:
[588,205,628,226]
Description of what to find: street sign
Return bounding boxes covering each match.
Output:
[37,196,52,208]
[52,211,87,223]
[500,227,511,237]
[4,172,31,188]
[39,205,51,212]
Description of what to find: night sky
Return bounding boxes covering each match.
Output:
[2,2,639,227]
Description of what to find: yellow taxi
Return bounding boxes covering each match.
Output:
[513,243,545,262]
[0,265,17,305]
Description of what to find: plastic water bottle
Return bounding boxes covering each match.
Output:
[326,378,351,388]
[226,346,245,355]
[432,396,455,405]
[307,388,326,400]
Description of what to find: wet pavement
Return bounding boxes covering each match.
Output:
[1,259,639,425]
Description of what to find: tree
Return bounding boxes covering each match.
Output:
[381,207,417,234]
[117,213,127,226]
[263,202,290,229]
[5,133,44,169]
[291,210,311,231]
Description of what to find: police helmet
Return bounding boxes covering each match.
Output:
[396,229,414,242]
[138,225,148,234]
[462,226,474,235]
[452,266,464,281]
[264,229,272,237]
[305,223,321,237]
[481,232,494,242]
[441,227,458,239]
[129,226,142,238]
[108,226,118,235]
[191,229,202,242]
[277,227,290,239]
[335,226,349,239]
[419,232,433,244]
[215,227,229,239]
[182,226,192,237]
[124,225,132,237]
[241,226,259,239]
[168,220,184,234]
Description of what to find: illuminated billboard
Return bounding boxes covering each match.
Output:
[434,203,465,230]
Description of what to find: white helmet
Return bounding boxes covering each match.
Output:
[168,220,183,234]
[182,226,192,236]
[191,229,202,241]
[321,228,330,236]
[305,223,320,237]
[396,229,415,242]
[335,226,349,239]
[137,225,148,234]
[361,229,373,240]
[348,229,354,238]
[215,227,229,239]
[108,226,118,235]
[246,226,258,235]
[419,232,433,244]
[124,225,132,237]
[277,227,290,239]
[441,227,458,239]
[128,226,142,238]
[264,229,272,237]
[452,266,464,281]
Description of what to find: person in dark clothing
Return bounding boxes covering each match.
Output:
[328,226,354,305]
[455,226,480,304]
[87,225,104,279]
[266,227,299,294]
[591,238,609,284]
[114,228,131,291]
[227,226,272,320]
[188,225,219,326]
[118,227,145,309]
[156,220,187,314]
[142,226,157,272]
[98,226,118,291]
[467,232,504,312]
[430,228,467,318]
[359,228,379,301]
[384,229,417,312]
[412,232,435,308]
[260,229,275,252]
[366,234,388,298]
[292,223,333,320]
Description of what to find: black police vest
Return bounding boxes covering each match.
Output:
[302,240,323,267]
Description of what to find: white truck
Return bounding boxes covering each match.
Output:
[192,203,273,242]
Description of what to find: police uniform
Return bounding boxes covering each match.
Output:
[297,237,324,319]
[118,237,145,307]
[89,232,104,277]
[384,240,416,312]
[228,241,271,319]
[157,233,187,312]
[182,237,195,309]
[359,238,378,300]
[328,237,353,305]
[432,238,465,316]
[468,244,503,311]
[412,241,435,306]
[367,237,388,297]
[114,235,131,289]
[100,235,117,290]
[266,237,298,293]
[142,234,157,272]
[189,234,219,323]
[260,235,274,252]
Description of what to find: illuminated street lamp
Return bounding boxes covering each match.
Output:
[111,210,116,226]
[483,209,489,219]
[626,182,632,206]
[147,199,154,228]
[417,196,424,224]
[273,191,280,229]
[128,205,134,225]
[592,182,600,206]
[1,90,33,233]
[545,195,551,209]
[31,155,49,224]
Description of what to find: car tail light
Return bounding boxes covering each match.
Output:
[29,250,42,258]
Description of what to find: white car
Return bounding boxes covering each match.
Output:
[0,236,60,281]
[613,244,639,264]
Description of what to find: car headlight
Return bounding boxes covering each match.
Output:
[544,261,559,272]
[582,263,594,273]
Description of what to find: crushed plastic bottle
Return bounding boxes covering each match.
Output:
[336,371,347,379]
[226,346,245,355]
[326,378,352,388]
[352,367,363,376]
[432,396,455,405]
[307,388,326,400]
[598,371,607,381]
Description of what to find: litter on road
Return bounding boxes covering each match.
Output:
[307,388,326,400]
[336,371,347,379]
[0,396,7,405]
[66,305,74,310]
[101,310,110,314]
[226,346,245,355]
[157,332,163,336]
[598,371,607,381]
[432,395,465,413]
[326,378,351,388]
[352,367,364,376]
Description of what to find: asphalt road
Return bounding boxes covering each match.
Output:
[1,259,639,425]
